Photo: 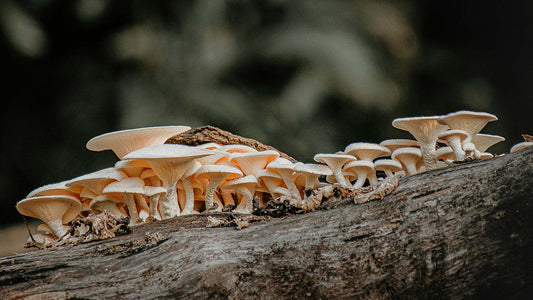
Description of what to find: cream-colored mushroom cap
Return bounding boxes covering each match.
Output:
[229,150,280,176]
[224,175,259,214]
[66,167,127,194]
[343,160,375,189]
[374,159,403,176]
[438,129,469,144]
[89,194,127,218]
[293,163,333,190]
[217,144,258,153]
[510,141,533,153]
[103,177,145,195]
[438,129,470,161]
[344,143,391,162]
[86,126,191,159]
[437,111,497,138]
[114,160,150,177]
[379,139,419,152]
[391,147,422,175]
[471,134,505,153]
[16,195,82,238]
[266,158,301,200]
[435,146,456,161]
[27,180,80,198]
[143,186,167,197]
[196,143,222,150]
[313,153,355,187]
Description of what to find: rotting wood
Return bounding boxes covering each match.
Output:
[0,147,532,299]
[165,125,297,162]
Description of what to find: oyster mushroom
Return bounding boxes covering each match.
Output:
[438,129,469,161]
[103,177,146,224]
[379,139,419,152]
[195,165,243,211]
[344,160,375,189]
[228,150,280,176]
[374,159,403,177]
[16,195,82,239]
[437,110,498,142]
[344,142,391,162]
[89,194,127,219]
[224,175,259,214]
[313,153,356,187]
[392,116,449,170]
[391,147,422,176]
[510,141,533,153]
[267,158,301,200]
[293,163,333,191]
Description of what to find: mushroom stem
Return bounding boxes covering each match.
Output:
[47,219,70,239]
[204,175,227,211]
[279,172,301,201]
[234,188,254,214]
[160,182,180,219]
[419,143,438,170]
[123,194,142,224]
[149,194,161,220]
[447,136,466,161]
[180,178,197,215]
[352,169,370,189]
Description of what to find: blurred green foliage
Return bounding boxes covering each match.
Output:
[1,0,531,225]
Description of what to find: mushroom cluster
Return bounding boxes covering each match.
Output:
[15,112,531,243]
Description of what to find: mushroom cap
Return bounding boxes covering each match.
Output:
[391,147,422,161]
[90,194,124,207]
[123,144,213,162]
[471,134,505,153]
[16,195,82,224]
[437,111,498,137]
[438,129,470,144]
[478,152,494,160]
[27,180,80,198]
[143,186,167,197]
[195,165,243,181]
[229,150,280,175]
[344,160,375,172]
[313,153,356,168]
[86,126,191,159]
[195,150,229,165]
[114,159,150,170]
[435,146,456,161]
[217,144,258,153]
[379,139,419,152]
[66,167,127,194]
[256,169,283,179]
[196,143,222,150]
[223,175,259,188]
[374,159,403,173]
[266,158,295,171]
[510,141,533,153]
[344,143,391,161]
[140,168,157,179]
[293,163,333,176]
[103,177,145,195]
[392,116,449,144]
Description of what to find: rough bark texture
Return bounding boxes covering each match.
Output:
[1,147,532,299]
[165,125,297,162]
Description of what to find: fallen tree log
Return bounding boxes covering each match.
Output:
[0,147,532,299]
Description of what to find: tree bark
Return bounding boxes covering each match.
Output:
[1,147,532,299]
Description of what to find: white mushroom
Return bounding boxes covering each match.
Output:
[344,160,375,189]
[379,139,419,152]
[438,129,469,161]
[313,153,356,187]
[392,116,449,170]
[391,147,422,176]
[510,141,533,153]
[89,194,128,218]
[86,126,191,159]
[16,195,82,239]
[224,175,259,214]
[374,159,403,177]
[195,165,243,211]
[344,142,391,162]
[143,186,167,220]
[123,144,213,219]
[66,167,127,195]
[26,180,80,198]
[267,158,301,200]
[103,177,146,224]
[293,163,333,191]
[437,110,498,142]
[256,169,287,199]
[471,133,505,158]
[114,159,150,177]
[228,150,280,176]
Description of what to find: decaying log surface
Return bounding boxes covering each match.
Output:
[1,147,532,299]
[165,125,296,162]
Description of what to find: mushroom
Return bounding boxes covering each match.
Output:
[177,161,202,215]
[255,169,288,199]
[266,158,301,200]
[391,147,422,176]
[437,110,498,143]
[86,126,191,159]
[228,150,280,176]
[195,165,243,211]
[89,194,127,218]
[26,180,80,199]
[293,163,333,191]
[223,175,259,214]
[343,160,375,189]
[140,168,162,187]
[16,195,82,239]
[103,177,146,224]
[379,139,419,152]
[392,116,449,170]
[471,134,505,158]
[374,159,403,177]
[344,142,391,162]
[437,129,469,161]
[123,144,213,219]
[435,146,456,165]
[114,159,150,177]
[510,141,533,153]
[313,153,356,187]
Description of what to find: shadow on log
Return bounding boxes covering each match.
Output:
[0,147,532,299]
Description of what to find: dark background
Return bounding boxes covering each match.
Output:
[1,0,532,227]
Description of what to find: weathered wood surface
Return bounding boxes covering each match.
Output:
[1,147,532,299]
[165,125,297,162]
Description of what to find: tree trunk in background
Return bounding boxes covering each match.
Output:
[1,148,532,299]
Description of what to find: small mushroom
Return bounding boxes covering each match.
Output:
[471,134,505,158]
[379,139,419,152]
[344,142,391,162]
[343,160,375,189]
[256,169,287,199]
[438,129,469,161]
[435,146,456,165]
[114,159,150,177]
[267,158,302,200]
[66,167,127,195]
[391,147,422,176]
[313,153,356,187]
[103,177,146,225]
[223,175,259,214]
[177,161,202,215]
[228,150,280,176]
[195,165,243,211]
[437,110,498,142]
[143,186,167,220]
[392,116,449,170]
[510,141,533,153]
[293,163,333,191]
[26,180,80,199]
[89,194,128,218]
[86,126,191,159]
[16,195,82,239]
